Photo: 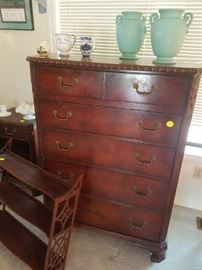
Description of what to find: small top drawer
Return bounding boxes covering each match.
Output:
[0,124,32,141]
[105,73,190,108]
[34,66,104,99]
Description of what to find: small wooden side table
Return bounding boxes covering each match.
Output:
[0,108,36,163]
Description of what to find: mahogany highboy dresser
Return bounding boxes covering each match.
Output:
[27,56,202,262]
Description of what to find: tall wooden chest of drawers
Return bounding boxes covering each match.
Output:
[27,56,201,262]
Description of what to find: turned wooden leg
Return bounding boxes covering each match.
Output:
[151,250,166,263]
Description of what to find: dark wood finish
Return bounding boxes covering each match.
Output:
[0,108,36,162]
[0,180,52,235]
[0,152,72,199]
[0,148,83,270]
[34,66,104,99]
[105,73,189,108]
[37,99,182,146]
[41,129,175,178]
[76,195,162,242]
[27,55,202,262]
[0,211,47,270]
[0,109,38,196]
[44,158,169,210]
[151,250,166,263]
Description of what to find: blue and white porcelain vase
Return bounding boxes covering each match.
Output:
[116,11,146,60]
[150,9,193,64]
[80,35,96,57]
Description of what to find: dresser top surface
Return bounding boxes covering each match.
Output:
[27,55,202,74]
[0,108,35,127]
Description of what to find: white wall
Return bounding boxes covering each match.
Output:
[175,152,202,210]
[0,1,201,210]
[0,0,53,108]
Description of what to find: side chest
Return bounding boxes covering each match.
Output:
[0,109,36,162]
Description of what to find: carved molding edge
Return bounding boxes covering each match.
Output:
[26,56,202,74]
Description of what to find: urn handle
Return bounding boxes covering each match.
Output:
[141,15,146,22]
[183,12,193,29]
[116,15,123,25]
[141,15,147,33]
[150,12,159,24]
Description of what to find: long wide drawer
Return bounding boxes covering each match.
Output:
[105,73,190,109]
[76,195,163,242]
[34,66,104,99]
[37,99,182,146]
[41,130,175,178]
[44,159,168,210]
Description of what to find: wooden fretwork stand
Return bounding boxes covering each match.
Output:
[0,141,83,270]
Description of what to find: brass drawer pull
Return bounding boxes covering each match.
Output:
[4,127,17,136]
[132,186,152,197]
[57,76,79,88]
[137,120,161,133]
[133,83,158,96]
[129,218,147,230]
[56,141,74,152]
[134,153,156,166]
[53,109,72,121]
[57,171,75,181]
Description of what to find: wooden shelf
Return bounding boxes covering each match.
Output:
[0,210,46,270]
[0,180,51,235]
[0,152,71,199]
[0,150,83,270]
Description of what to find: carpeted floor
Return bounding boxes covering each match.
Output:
[0,205,201,270]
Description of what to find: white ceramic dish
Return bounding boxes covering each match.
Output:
[0,111,12,117]
[23,114,36,120]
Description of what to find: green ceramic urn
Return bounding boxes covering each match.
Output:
[150,9,193,64]
[116,11,146,60]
